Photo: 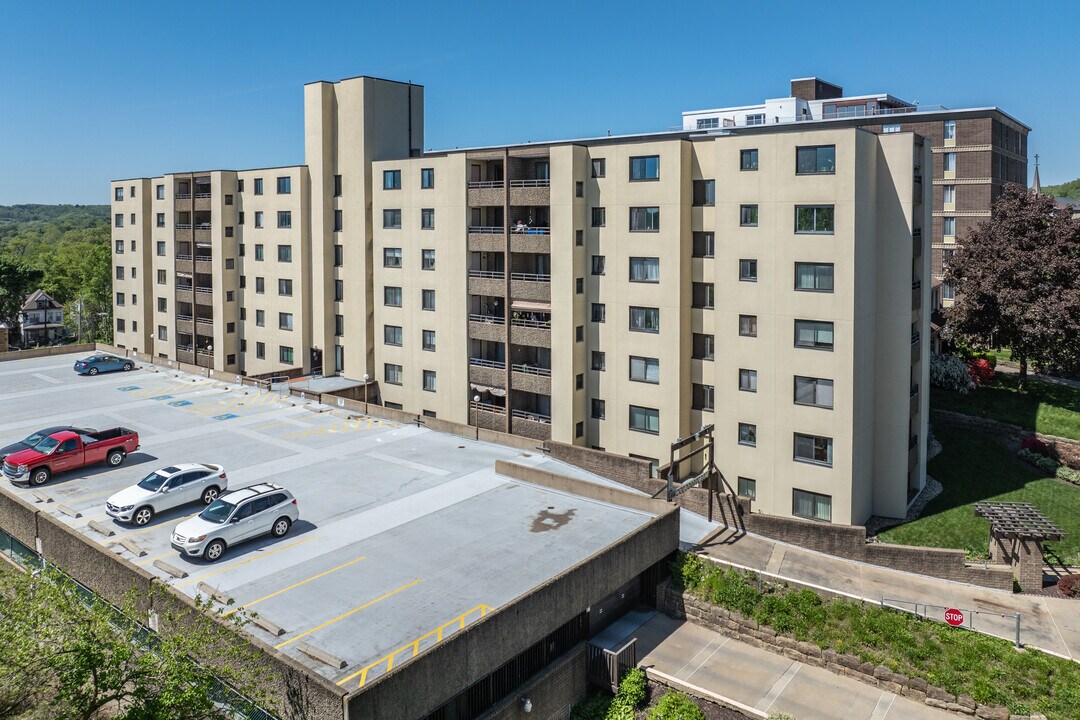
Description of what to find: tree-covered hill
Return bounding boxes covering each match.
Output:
[1042,178,1080,201]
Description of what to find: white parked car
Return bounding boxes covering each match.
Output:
[171,483,298,562]
[106,463,227,526]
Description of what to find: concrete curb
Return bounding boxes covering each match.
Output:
[154,559,188,579]
[87,520,115,537]
[196,581,234,605]
[296,641,347,669]
[31,490,52,503]
[119,537,147,557]
[250,614,286,637]
[645,667,767,719]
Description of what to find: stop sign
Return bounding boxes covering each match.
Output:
[944,608,965,627]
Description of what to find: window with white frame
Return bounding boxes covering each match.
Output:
[629,356,660,384]
[738,423,756,447]
[629,405,659,434]
[794,434,833,467]
[793,488,832,521]
[739,368,757,392]
[794,376,834,408]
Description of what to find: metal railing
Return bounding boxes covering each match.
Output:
[195,254,213,261]
[511,364,552,377]
[468,270,505,279]
[910,383,919,398]
[468,226,504,234]
[912,280,922,290]
[511,226,550,235]
[195,287,213,294]
[512,409,552,424]
[195,223,212,229]
[509,179,550,188]
[176,314,193,322]
[196,349,214,357]
[175,254,193,261]
[176,285,194,292]
[195,317,213,325]
[881,598,1020,647]
[195,192,212,198]
[469,357,505,369]
[175,223,192,229]
[471,401,506,415]
[909,435,918,449]
[510,317,551,329]
[468,313,505,325]
[911,331,920,346]
[175,193,192,200]
[510,272,551,282]
[467,180,503,189]
[177,344,194,352]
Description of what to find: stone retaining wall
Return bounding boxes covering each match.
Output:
[932,408,1080,469]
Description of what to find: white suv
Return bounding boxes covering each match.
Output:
[106,463,227,526]
[171,483,298,562]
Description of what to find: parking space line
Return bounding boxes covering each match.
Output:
[275,578,421,650]
[223,556,366,616]
[174,536,315,588]
[135,550,177,566]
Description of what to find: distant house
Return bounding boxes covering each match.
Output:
[20,290,65,345]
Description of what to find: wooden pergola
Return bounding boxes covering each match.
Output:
[974,501,1064,590]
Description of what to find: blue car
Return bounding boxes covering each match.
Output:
[74,354,134,376]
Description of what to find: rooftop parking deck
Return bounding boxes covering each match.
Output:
[0,352,658,688]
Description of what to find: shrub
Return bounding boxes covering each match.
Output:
[571,693,611,720]
[1020,437,1051,456]
[646,691,705,720]
[1056,465,1080,486]
[616,667,647,709]
[930,353,976,393]
[1018,448,1059,474]
[967,358,996,386]
[1057,575,1080,597]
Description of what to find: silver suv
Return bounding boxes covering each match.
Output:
[170,483,298,562]
[106,463,227,526]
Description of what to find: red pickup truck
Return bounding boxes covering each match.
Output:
[2,428,139,486]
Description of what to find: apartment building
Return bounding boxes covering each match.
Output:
[683,77,1029,308]
[112,74,929,524]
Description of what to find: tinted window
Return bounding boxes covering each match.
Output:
[200,499,236,524]
[234,502,256,519]
[57,439,78,453]
[137,471,170,491]
[267,493,288,507]
[33,437,61,453]
[251,496,273,514]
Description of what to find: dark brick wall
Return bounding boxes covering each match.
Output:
[482,645,587,720]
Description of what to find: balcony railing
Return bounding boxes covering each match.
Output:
[177,343,194,352]
[175,193,192,200]
[195,287,213,294]
[911,331,921,346]
[511,226,550,235]
[912,280,922,290]
[909,435,918,449]
[175,254,193,261]
[467,180,503,189]
[195,223,212,229]
[471,401,506,415]
[195,192,212,199]
[913,228,922,238]
[469,270,505,279]
[910,383,920,398]
[176,285,194,292]
[469,314,505,325]
[196,349,214,357]
[510,179,550,188]
[175,224,192,229]
[468,226,504,234]
[510,317,551,329]
[176,314,193,322]
[196,254,213,261]
[195,317,214,325]
[512,364,552,377]
[469,358,505,370]
[512,409,551,424]
[510,272,551,282]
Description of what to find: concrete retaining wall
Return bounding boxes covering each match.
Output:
[932,408,1080,470]
[481,644,587,720]
[0,343,96,362]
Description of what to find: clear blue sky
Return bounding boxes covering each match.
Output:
[2,0,1076,205]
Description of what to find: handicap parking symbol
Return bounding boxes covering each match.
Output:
[150,395,174,401]
[212,414,238,421]
[168,400,193,408]
[118,386,140,392]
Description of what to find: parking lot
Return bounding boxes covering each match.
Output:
[0,352,657,686]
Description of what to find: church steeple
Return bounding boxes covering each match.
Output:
[1033,153,1041,194]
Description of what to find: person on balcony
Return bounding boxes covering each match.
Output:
[513,219,527,233]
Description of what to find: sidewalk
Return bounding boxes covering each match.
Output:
[595,610,952,720]
[694,527,1079,661]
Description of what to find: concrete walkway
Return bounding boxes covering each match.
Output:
[995,362,1080,390]
[695,528,1080,661]
[595,611,952,720]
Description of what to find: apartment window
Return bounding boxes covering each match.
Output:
[129,213,136,226]
[739,204,758,227]
[591,207,606,227]
[225,258,235,270]
[692,384,715,412]
[629,206,660,232]
[629,306,660,333]
[795,262,834,292]
[255,277,265,294]
[576,325,584,342]
[254,211,264,229]
[384,287,402,306]
[591,158,606,178]
[115,266,125,280]
[696,117,719,129]
[693,180,716,206]
[131,294,137,306]
[739,314,757,337]
[384,325,403,346]
[331,245,343,267]
[383,209,402,228]
[383,170,401,190]
[793,488,832,521]
[693,333,714,360]
[796,145,836,174]
[255,310,265,327]
[239,307,246,319]
[795,376,834,408]
[274,176,290,194]
[335,314,344,337]
[277,211,291,229]
[591,351,606,371]
[943,152,957,173]
[576,373,584,390]
[280,346,294,364]
[116,318,125,332]
[629,356,660,384]
[254,178,263,195]
[334,210,343,232]
[692,282,714,309]
[738,423,757,447]
[591,303,606,323]
[739,259,757,282]
[575,422,584,439]
[114,213,123,228]
[157,297,167,312]
[422,329,436,351]
[575,230,583,246]
[421,249,435,270]
[114,187,123,201]
[115,240,124,254]
[156,241,165,256]
[740,149,758,170]
[384,363,403,385]
[795,205,834,233]
[383,247,402,268]
[225,322,235,334]
[575,277,584,294]
[277,245,292,262]
[278,312,294,331]
[575,181,584,198]
[157,325,167,342]
[943,120,956,141]
[746,113,765,126]
[156,213,165,228]
[942,185,956,205]
[592,399,606,420]
[693,232,714,258]
[278,279,293,296]
[333,174,342,196]
[334,280,343,302]
[739,368,757,392]
[115,292,125,307]
[422,370,437,392]
[591,255,606,275]
[629,155,660,181]
[237,179,244,192]
[252,244,263,261]
[421,289,435,311]
[419,208,435,230]
[156,184,165,200]
[156,270,166,284]
[943,282,955,301]
[883,123,901,134]
[943,217,956,237]
[629,405,660,434]
[628,257,660,284]
[256,342,265,359]
[225,194,233,206]
[795,320,834,350]
[420,168,435,189]
[738,477,757,500]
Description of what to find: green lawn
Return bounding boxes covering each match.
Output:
[932,373,1080,441]
[878,426,1080,565]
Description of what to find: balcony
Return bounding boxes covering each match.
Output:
[911,331,921,362]
[195,255,214,275]
[468,227,506,253]
[510,315,551,348]
[910,384,920,417]
[194,194,212,212]
[913,228,923,257]
[912,285,922,311]
[195,316,214,329]
[175,286,194,303]
[509,180,549,207]
[468,315,506,343]
[511,364,551,395]
[195,287,213,306]
[467,183,504,208]
[177,348,195,365]
[510,273,551,302]
[468,271,506,297]
[511,409,552,441]
[194,225,212,244]
[175,316,194,334]
[470,401,507,433]
[468,358,506,387]
[175,256,193,274]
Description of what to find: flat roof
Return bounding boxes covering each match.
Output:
[0,352,656,688]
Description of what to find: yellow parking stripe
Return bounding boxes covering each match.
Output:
[174,536,314,588]
[275,578,420,649]
[223,556,366,616]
